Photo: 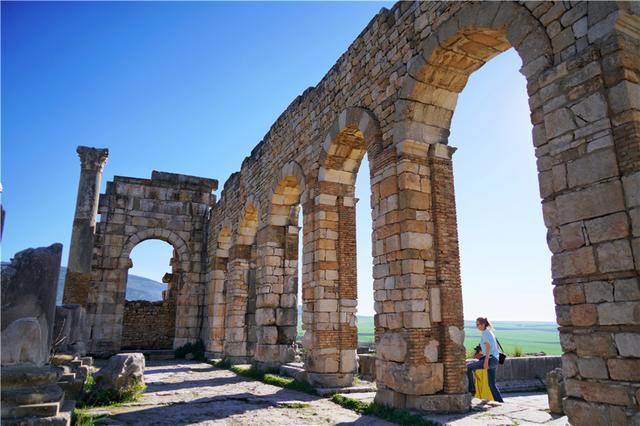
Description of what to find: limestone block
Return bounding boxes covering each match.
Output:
[53,304,87,356]
[316,299,338,312]
[584,281,613,303]
[570,304,597,326]
[580,381,632,407]
[275,308,297,326]
[614,278,640,301]
[403,312,430,328]
[405,393,471,413]
[544,108,576,138]
[561,353,578,378]
[1,318,46,365]
[595,240,634,272]
[547,368,565,414]
[376,360,443,395]
[597,302,640,325]
[1,244,62,366]
[424,340,439,363]
[551,246,597,279]
[94,353,145,392]
[577,357,608,379]
[255,308,276,325]
[378,332,407,362]
[257,293,280,308]
[554,181,625,225]
[340,350,358,374]
[374,386,406,409]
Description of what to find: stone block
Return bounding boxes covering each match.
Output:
[584,212,629,243]
[376,359,443,395]
[614,278,640,301]
[1,244,62,366]
[614,333,640,357]
[595,240,634,272]
[255,308,276,325]
[577,357,608,379]
[257,326,278,345]
[555,181,624,225]
[378,332,407,362]
[275,308,297,326]
[405,393,471,413]
[547,368,565,414]
[94,352,145,393]
[597,302,640,325]
[563,397,607,426]
[570,304,598,326]
[551,247,597,279]
[580,381,632,406]
[374,386,406,409]
[607,359,640,381]
[403,312,430,328]
[584,281,613,303]
[316,299,338,312]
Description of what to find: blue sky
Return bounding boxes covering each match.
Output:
[2,2,553,321]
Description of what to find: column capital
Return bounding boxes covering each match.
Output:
[77,146,109,171]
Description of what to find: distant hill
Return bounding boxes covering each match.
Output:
[55,266,166,304]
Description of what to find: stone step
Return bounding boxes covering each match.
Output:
[1,365,60,389]
[143,350,175,361]
[1,383,64,406]
[1,401,61,419]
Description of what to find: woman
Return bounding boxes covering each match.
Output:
[467,317,504,402]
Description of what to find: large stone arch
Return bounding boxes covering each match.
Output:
[86,171,217,354]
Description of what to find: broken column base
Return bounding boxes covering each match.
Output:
[1,365,75,426]
[375,386,471,413]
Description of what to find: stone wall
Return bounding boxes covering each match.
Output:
[85,170,218,354]
[201,1,640,422]
[121,300,176,350]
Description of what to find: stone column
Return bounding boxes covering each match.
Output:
[254,224,297,371]
[63,146,108,306]
[303,192,357,387]
[223,245,251,363]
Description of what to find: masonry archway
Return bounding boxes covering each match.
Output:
[118,231,189,350]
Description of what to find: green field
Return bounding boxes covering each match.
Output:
[297,315,561,356]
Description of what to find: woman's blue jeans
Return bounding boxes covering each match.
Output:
[467,355,504,402]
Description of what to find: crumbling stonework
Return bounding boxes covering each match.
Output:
[71,1,640,422]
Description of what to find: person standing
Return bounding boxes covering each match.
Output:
[467,317,504,402]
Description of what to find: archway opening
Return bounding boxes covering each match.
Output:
[121,239,176,350]
[448,48,558,356]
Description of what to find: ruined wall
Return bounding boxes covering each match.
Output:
[121,300,176,350]
[87,171,217,354]
[203,0,640,422]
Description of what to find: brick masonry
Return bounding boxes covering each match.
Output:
[66,1,640,422]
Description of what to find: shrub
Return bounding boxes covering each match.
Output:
[78,374,146,408]
[513,345,523,357]
[174,339,206,361]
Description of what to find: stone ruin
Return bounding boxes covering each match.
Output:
[1,244,78,425]
[39,1,640,424]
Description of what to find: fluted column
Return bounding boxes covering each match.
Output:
[63,146,108,305]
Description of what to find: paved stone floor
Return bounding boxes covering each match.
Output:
[88,361,569,425]
[87,360,393,425]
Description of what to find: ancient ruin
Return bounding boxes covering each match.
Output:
[57,1,639,424]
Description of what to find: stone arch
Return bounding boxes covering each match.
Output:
[318,106,383,186]
[120,228,191,272]
[396,1,553,146]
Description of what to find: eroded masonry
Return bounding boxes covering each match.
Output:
[62,1,640,423]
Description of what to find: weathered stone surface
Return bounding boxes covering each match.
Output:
[614,333,640,357]
[1,244,62,366]
[547,368,565,414]
[54,304,87,356]
[377,332,407,362]
[94,353,145,392]
[376,360,443,395]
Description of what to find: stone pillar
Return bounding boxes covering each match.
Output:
[370,140,469,412]
[427,143,467,397]
[63,146,108,306]
[303,192,357,387]
[254,224,297,371]
[223,244,251,363]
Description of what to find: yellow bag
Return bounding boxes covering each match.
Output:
[474,369,494,401]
